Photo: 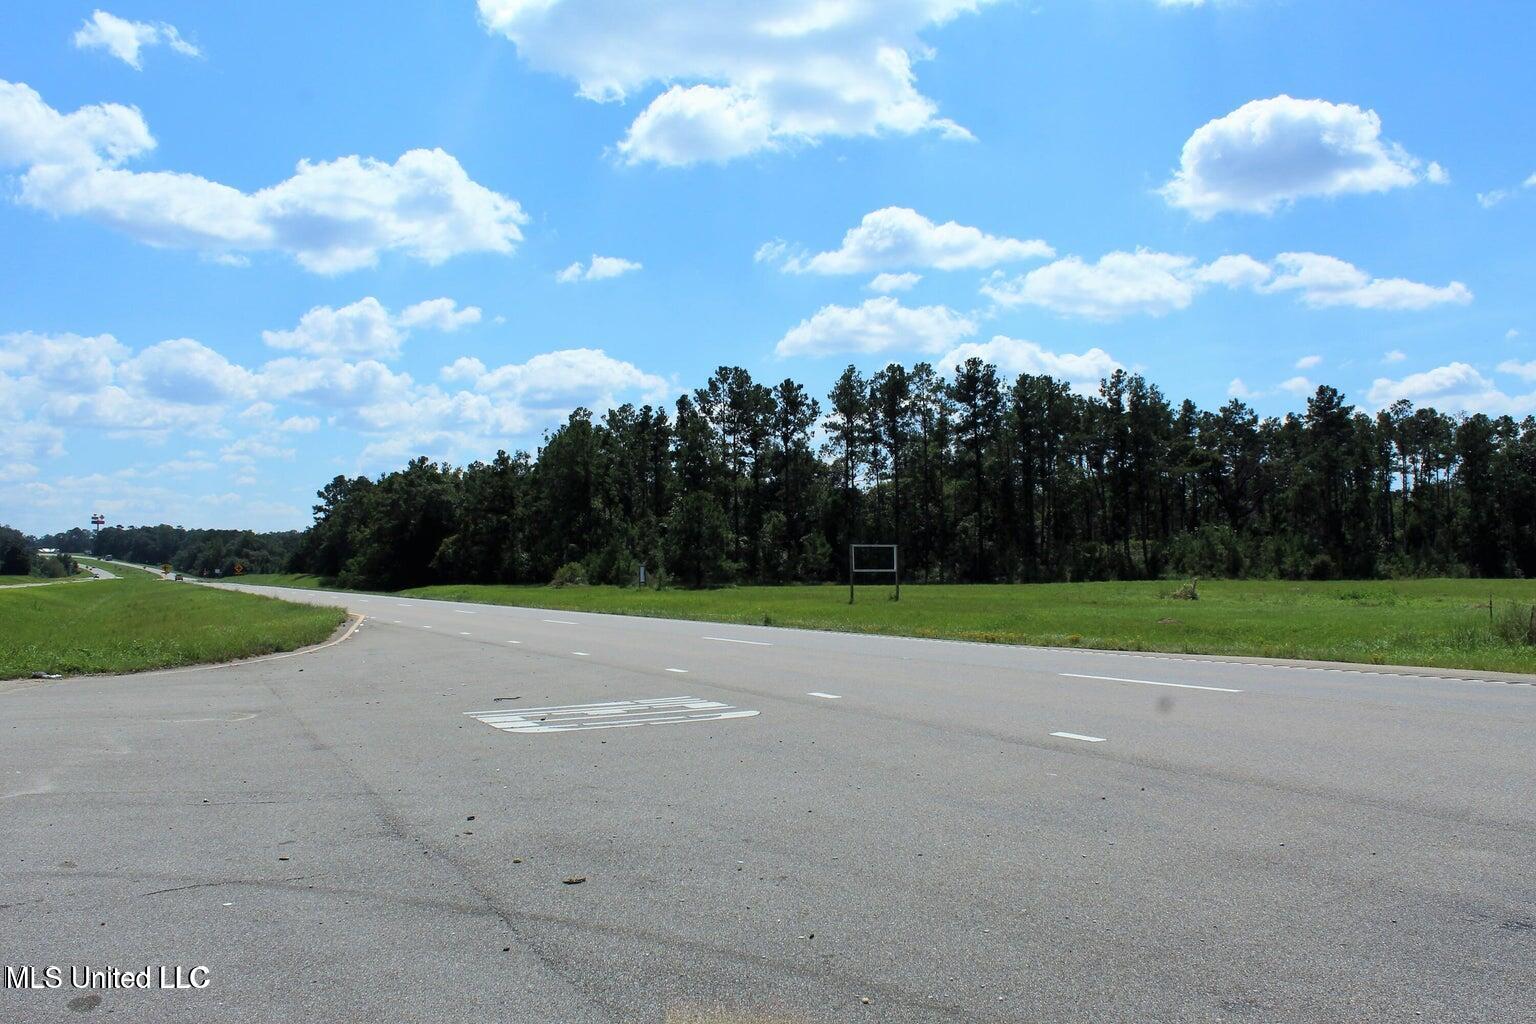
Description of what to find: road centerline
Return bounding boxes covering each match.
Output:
[1051,732,1107,742]
[1060,672,1243,693]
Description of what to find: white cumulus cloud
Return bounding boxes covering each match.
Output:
[1162,95,1440,218]
[938,336,1119,393]
[868,272,922,293]
[1278,376,1315,397]
[443,348,671,408]
[982,248,1472,318]
[262,297,480,359]
[1262,252,1472,310]
[1496,359,1536,383]
[1368,362,1531,415]
[477,0,996,165]
[121,338,259,404]
[982,250,1204,319]
[0,79,153,167]
[73,10,200,70]
[775,207,1053,275]
[555,255,643,283]
[774,297,975,357]
[1,79,527,273]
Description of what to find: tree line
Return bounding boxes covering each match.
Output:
[280,360,1536,591]
[1,524,77,578]
[37,525,304,579]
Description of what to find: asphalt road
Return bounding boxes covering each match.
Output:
[3,582,1533,1023]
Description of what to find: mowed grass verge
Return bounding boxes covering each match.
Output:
[0,561,346,679]
[0,571,87,587]
[232,574,1536,674]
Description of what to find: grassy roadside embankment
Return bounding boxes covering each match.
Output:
[0,560,346,679]
[0,569,88,587]
[231,574,1536,674]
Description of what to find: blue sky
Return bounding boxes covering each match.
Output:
[1,0,1532,535]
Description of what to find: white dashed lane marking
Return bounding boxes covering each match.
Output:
[1051,732,1106,743]
[543,619,577,625]
[703,636,773,646]
[666,668,689,674]
[467,696,759,734]
[1060,672,1243,694]
[808,692,842,699]
[572,651,589,657]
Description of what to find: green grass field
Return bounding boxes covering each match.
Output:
[232,573,1536,674]
[0,561,346,679]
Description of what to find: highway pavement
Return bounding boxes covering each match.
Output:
[2,581,1532,1022]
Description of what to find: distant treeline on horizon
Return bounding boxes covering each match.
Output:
[33,360,1536,590]
[35,524,303,580]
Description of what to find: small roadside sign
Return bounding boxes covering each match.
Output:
[233,562,245,576]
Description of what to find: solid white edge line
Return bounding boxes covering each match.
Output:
[1060,672,1242,693]
[1050,732,1106,742]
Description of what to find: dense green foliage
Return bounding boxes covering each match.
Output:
[234,574,1536,674]
[285,362,1536,591]
[0,561,344,679]
[39,524,304,578]
[0,523,77,582]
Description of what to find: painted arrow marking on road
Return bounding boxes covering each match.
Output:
[465,696,759,734]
